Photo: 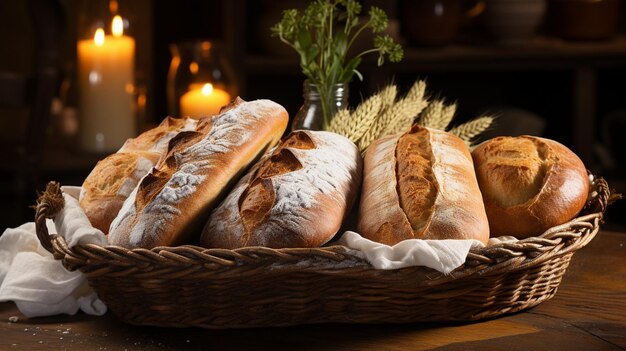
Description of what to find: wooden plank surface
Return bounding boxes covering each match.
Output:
[1,231,624,351]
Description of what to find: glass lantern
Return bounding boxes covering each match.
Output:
[167,40,238,119]
[76,0,136,153]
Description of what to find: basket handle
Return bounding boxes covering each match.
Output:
[34,181,65,254]
[589,176,621,214]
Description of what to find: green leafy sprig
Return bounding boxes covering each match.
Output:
[271,0,403,129]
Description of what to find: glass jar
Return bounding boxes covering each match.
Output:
[76,0,137,153]
[167,40,238,118]
[292,80,349,131]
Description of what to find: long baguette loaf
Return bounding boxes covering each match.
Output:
[79,116,200,233]
[108,98,289,248]
[471,135,589,238]
[201,130,362,249]
[358,125,489,245]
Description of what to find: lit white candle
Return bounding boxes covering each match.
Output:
[180,83,231,118]
[78,15,135,153]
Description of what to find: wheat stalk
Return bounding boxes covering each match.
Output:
[385,80,428,130]
[357,81,426,151]
[449,116,495,145]
[327,108,352,136]
[344,90,384,141]
[330,79,492,152]
[441,103,457,128]
[329,85,396,142]
[355,86,397,145]
[376,84,398,115]
[417,100,456,131]
[383,89,429,135]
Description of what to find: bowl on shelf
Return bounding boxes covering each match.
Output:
[550,0,620,40]
[482,0,547,45]
[399,0,485,46]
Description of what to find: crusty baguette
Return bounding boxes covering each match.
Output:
[108,98,289,248]
[201,130,362,249]
[472,135,589,238]
[358,125,489,245]
[119,116,199,154]
[79,116,200,233]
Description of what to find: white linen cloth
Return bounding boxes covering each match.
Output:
[338,231,487,274]
[0,187,108,317]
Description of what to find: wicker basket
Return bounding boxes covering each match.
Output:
[34,177,614,329]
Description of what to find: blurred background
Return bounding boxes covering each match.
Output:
[1,0,625,230]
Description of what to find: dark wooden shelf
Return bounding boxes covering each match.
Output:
[243,35,626,73]
[239,36,626,168]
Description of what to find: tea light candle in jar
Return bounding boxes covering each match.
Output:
[77,15,135,153]
[180,83,231,118]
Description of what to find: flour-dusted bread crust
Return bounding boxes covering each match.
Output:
[201,130,362,249]
[108,98,289,248]
[119,116,199,154]
[79,116,199,233]
[358,125,489,245]
[472,135,589,238]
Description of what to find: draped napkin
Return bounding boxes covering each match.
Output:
[0,187,107,318]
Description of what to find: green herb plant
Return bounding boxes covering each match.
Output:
[271,0,403,130]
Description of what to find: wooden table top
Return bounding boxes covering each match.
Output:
[1,231,624,351]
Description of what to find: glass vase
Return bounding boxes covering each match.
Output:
[292,80,349,131]
[167,40,237,118]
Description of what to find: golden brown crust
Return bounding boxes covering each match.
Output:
[79,151,160,232]
[239,179,276,246]
[120,116,195,154]
[108,99,289,248]
[396,127,437,236]
[358,125,489,245]
[472,136,589,238]
[201,130,362,249]
[79,116,201,233]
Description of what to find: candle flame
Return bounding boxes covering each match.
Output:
[202,83,214,96]
[189,62,199,74]
[112,15,124,37]
[94,28,105,46]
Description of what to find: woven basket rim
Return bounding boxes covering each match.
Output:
[34,176,612,282]
[29,177,618,327]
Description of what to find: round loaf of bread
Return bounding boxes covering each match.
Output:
[358,125,489,245]
[472,135,589,238]
[201,130,362,249]
[108,98,289,249]
[79,116,199,233]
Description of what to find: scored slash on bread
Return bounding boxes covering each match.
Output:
[201,130,362,249]
[108,98,289,249]
[79,116,202,233]
[358,125,490,245]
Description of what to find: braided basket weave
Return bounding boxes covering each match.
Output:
[34,177,613,329]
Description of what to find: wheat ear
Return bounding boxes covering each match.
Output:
[376,80,427,136]
[418,100,455,131]
[329,85,397,141]
[343,92,385,142]
[385,82,429,135]
[441,102,457,129]
[356,85,399,151]
[449,116,495,145]
[327,108,352,136]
